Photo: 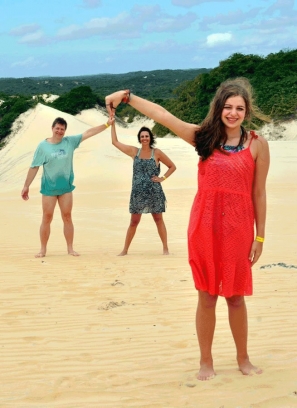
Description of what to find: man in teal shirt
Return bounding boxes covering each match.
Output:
[21,116,113,258]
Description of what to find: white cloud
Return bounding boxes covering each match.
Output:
[19,30,49,45]
[200,8,262,30]
[56,12,141,41]
[206,32,232,46]
[242,12,297,31]
[10,24,41,36]
[9,24,49,45]
[55,6,197,42]
[266,0,295,16]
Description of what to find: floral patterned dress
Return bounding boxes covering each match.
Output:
[129,148,166,214]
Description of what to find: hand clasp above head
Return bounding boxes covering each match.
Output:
[105,90,131,117]
[106,116,115,126]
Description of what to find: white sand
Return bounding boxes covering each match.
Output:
[259,119,297,141]
[32,94,60,103]
[0,103,297,407]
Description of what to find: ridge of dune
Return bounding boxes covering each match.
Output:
[75,106,155,130]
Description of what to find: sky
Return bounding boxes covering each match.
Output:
[1,0,297,78]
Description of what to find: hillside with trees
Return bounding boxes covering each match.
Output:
[152,49,297,136]
[0,94,36,148]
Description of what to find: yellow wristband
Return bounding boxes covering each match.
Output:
[162,175,167,180]
[105,123,110,128]
[255,236,265,243]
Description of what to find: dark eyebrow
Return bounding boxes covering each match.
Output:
[224,104,245,108]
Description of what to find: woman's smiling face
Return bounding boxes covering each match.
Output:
[139,131,151,145]
[221,95,246,130]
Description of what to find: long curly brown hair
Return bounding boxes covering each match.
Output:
[195,77,269,160]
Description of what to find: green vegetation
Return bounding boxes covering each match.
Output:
[0,95,37,145]
[49,85,104,115]
[151,49,297,136]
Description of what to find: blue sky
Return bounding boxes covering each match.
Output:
[1,0,297,78]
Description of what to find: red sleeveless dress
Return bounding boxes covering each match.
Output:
[188,133,257,297]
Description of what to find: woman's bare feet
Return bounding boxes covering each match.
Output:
[238,357,262,375]
[68,250,80,256]
[35,252,46,258]
[196,363,216,381]
[118,250,128,256]
[163,248,169,255]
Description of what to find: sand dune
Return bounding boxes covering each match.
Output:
[0,104,297,407]
[259,119,297,141]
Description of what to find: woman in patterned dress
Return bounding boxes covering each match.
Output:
[106,78,270,380]
[110,122,176,256]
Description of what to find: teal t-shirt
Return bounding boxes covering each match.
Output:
[31,134,82,196]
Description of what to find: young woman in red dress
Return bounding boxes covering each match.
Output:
[105,78,270,381]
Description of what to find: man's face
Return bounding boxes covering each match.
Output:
[52,123,66,139]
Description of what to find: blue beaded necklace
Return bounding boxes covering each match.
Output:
[220,143,245,153]
[220,127,245,153]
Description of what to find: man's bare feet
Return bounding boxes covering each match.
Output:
[68,250,80,256]
[238,357,262,375]
[196,363,216,381]
[35,252,46,258]
[118,250,128,256]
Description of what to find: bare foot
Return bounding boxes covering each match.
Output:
[163,249,169,255]
[35,252,46,258]
[68,250,80,257]
[118,250,128,256]
[196,363,216,381]
[238,358,262,375]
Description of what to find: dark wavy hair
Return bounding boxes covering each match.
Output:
[137,126,156,148]
[52,117,67,129]
[195,77,269,160]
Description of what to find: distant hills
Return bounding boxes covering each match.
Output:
[0,68,210,99]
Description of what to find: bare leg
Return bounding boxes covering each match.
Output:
[151,213,169,254]
[58,192,79,256]
[196,290,218,380]
[36,195,57,257]
[226,295,262,375]
[118,214,142,256]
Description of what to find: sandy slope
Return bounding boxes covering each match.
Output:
[259,120,297,141]
[0,104,297,407]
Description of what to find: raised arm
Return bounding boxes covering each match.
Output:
[21,166,39,200]
[81,117,114,142]
[249,136,270,265]
[105,91,199,146]
[111,122,137,158]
